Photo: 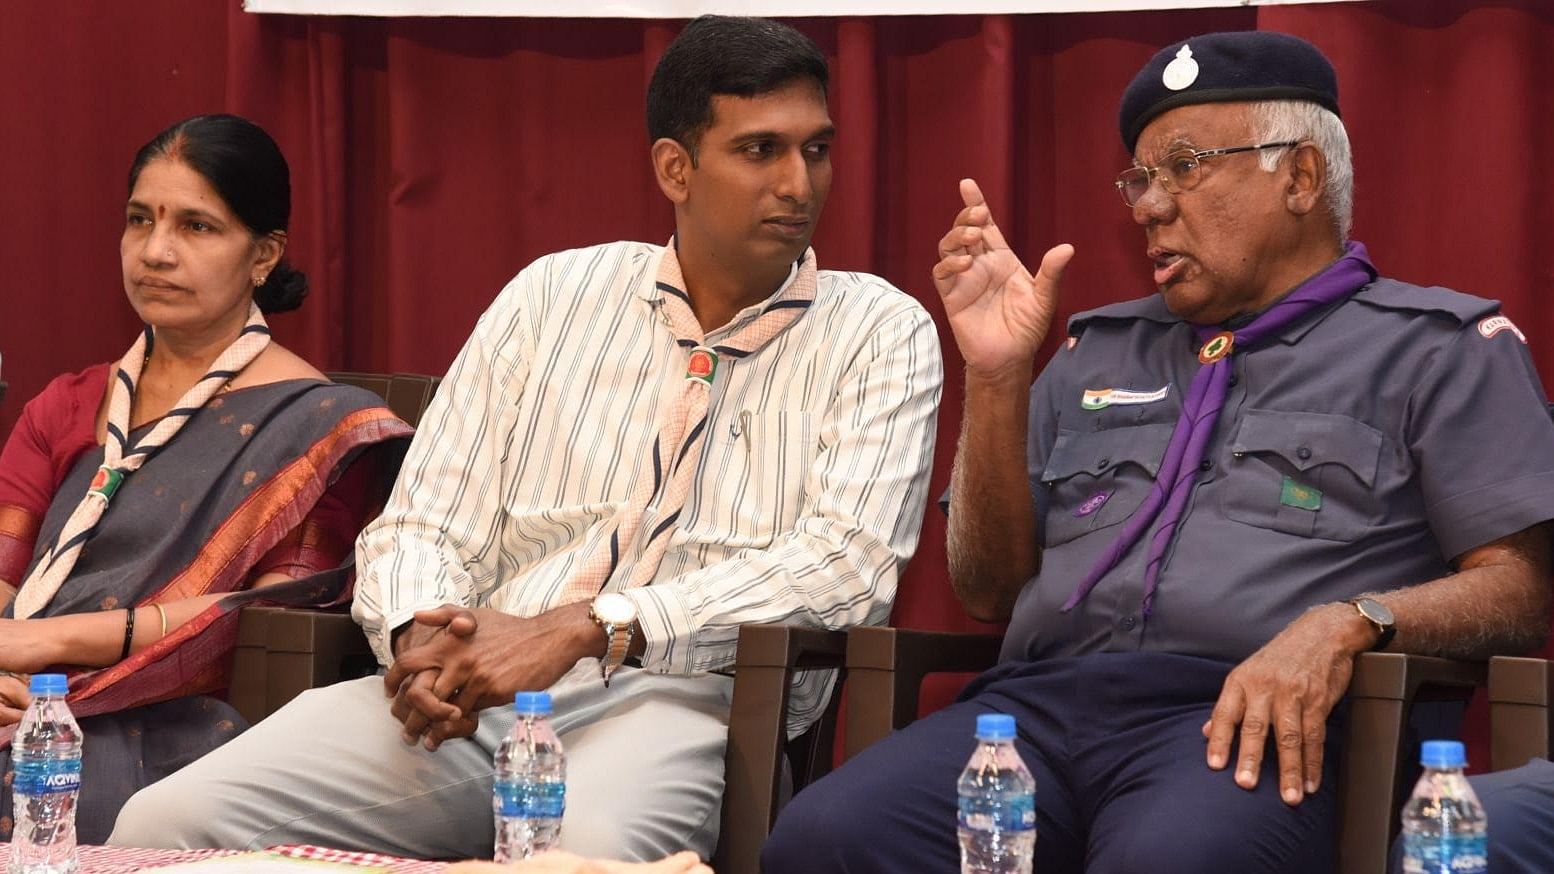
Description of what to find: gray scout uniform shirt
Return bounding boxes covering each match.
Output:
[997,277,1554,665]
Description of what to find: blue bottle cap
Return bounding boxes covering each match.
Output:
[28,674,68,695]
[975,713,1016,741]
[1420,740,1467,769]
[513,691,553,716]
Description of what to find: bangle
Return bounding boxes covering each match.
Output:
[120,607,136,662]
[153,604,168,639]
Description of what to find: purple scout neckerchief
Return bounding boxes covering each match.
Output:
[1061,241,1378,617]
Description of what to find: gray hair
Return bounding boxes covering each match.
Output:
[1247,100,1353,240]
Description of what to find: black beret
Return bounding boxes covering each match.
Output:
[1118,31,1340,153]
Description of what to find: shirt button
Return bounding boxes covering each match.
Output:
[1120,616,1138,631]
[1097,457,1111,470]
[1296,446,1313,460]
[1228,375,1239,387]
[1199,458,1213,472]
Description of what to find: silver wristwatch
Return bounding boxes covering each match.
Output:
[589,592,638,687]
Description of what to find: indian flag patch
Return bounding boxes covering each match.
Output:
[1081,386,1169,411]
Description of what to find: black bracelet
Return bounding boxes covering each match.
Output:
[120,606,136,662]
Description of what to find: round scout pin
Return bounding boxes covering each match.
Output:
[1162,45,1199,91]
[686,347,719,384]
[89,466,125,503]
[1198,331,1234,365]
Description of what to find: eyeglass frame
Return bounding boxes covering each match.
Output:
[1114,140,1302,207]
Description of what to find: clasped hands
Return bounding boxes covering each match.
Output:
[384,603,591,751]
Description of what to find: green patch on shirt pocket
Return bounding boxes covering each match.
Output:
[1222,408,1384,541]
[1279,476,1323,511]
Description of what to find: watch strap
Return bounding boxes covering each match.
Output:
[600,621,635,687]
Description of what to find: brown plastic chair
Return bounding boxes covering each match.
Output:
[842,627,1485,874]
[714,624,847,873]
[327,371,441,428]
[229,607,378,725]
[228,371,441,721]
[1487,656,1554,771]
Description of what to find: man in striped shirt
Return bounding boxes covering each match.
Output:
[112,14,942,863]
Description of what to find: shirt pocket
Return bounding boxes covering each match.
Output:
[678,410,815,550]
[1221,408,1383,542]
[1039,423,1174,548]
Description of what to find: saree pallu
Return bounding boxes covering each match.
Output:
[0,379,413,842]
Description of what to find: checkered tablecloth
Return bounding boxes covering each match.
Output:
[1,843,449,872]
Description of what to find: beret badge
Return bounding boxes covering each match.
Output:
[1162,45,1199,91]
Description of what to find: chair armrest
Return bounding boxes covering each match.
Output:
[716,624,848,874]
[230,606,376,725]
[1338,652,1486,874]
[843,627,1002,760]
[1488,655,1553,772]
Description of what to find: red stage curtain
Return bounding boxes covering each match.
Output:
[4,1,1553,749]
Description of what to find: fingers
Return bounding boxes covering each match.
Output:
[405,672,463,725]
[384,658,413,697]
[931,254,974,284]
[1204,683,1244,771]
[412,605,465,628]
[0,677,29,707]
[937,224,983,260]
[1301,706,1327,797]
[1235,693,1272,791]
[446,609,479,638]
[1272,696,1306,805]
[394,669,443,745]
[959,177,986,210]
[1034,243,1076,289]
[424,712,480,751]
[0,705,22,727]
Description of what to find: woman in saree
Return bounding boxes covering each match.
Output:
[0,114,413,842]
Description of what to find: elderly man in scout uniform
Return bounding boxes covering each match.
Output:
[763,30,1554,874]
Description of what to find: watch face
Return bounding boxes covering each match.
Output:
[1356,598,1395,627]
[593,592,637,625]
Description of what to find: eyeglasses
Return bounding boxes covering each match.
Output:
[1114,141,1301,207]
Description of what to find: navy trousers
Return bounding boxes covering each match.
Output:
[763,652,1342,874]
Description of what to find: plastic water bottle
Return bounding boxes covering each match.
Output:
[492,691,565,861]
[1401,740,1488,874]
[8,674,82,874]
[957,713,1035,874]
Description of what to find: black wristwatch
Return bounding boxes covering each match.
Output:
[1347,597,1396,651]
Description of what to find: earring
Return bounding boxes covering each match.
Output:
[254,275,268,287]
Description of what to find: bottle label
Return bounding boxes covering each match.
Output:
[1401,834,1488,874]
[495,778,566,818]
[12,756,82,796]
[957,793,1036,833]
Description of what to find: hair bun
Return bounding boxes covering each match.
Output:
[255,261,308,314]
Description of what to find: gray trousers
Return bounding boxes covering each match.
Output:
[108,662,733,861]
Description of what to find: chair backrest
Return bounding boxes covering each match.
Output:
[1488,656,1554,771]
[229,607,378,726]
[327,372,441,428]
[714,624,846,873]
